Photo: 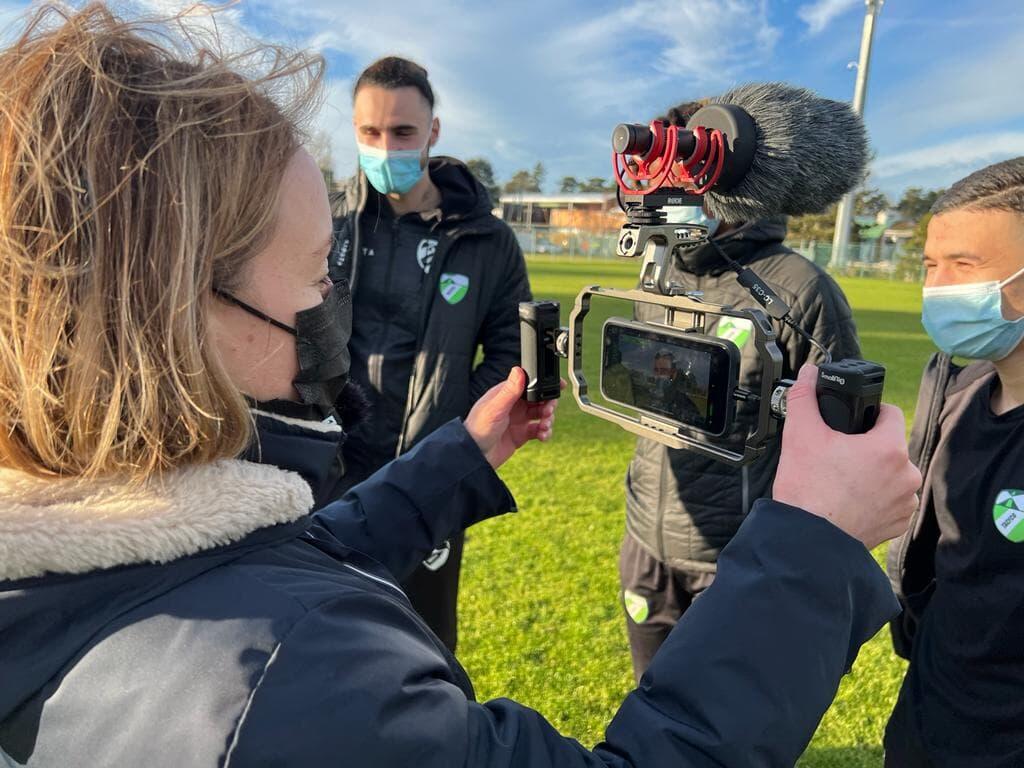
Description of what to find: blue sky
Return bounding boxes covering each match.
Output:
[3,0,1023,202]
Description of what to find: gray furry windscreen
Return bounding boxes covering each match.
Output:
[703,82,868,222]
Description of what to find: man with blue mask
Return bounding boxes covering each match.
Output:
[886,157,1024,768]
[329,57,530,652]
[618,100,862,681]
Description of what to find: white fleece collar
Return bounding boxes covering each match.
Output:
[0,460,313,582]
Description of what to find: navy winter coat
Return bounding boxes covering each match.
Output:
[0,414,898,766]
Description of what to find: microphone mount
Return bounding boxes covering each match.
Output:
[611,103,758,198]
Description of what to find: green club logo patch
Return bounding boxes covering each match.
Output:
[623,589,650,624]
[439,272,469,305]
[716,317,753,349]
[994,489,1024,542]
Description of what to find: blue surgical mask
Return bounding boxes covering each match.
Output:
[921,264,1024,360]
[357,142,425,195]
[664,205,721,237]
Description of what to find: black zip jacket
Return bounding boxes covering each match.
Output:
[886,353,994,658]
[330,157,531,488]
[626,219,861,572]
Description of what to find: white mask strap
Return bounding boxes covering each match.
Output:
[998,263,1024,289]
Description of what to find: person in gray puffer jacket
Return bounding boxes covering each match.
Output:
[620,105,862,678]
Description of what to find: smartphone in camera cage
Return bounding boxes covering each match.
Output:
[600,318,740,437]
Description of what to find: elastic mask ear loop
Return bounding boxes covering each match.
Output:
[998,263,1024,289]
[213,289,298,336]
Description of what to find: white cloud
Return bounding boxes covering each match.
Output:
[246,0,781,186]
[0,1,32,43]
[870,131,1024,195]
[798,0,860,36]
[0,0,789,187]
[309,76,355,178]
[1,2,254,55]
[243,0,521,177]
[6,0,1019,199]
[871,28,1024,142]
[131,1,254,57]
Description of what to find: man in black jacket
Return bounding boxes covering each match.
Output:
[620,102,862,679]
[885,157,1024,767]
[330,57,530,651]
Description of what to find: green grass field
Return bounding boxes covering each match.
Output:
[458,256,932,767]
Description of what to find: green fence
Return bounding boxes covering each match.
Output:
[510,224,924,282]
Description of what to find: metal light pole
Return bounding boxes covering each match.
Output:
[830,0,884,269]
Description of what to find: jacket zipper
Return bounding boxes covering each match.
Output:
[347,176,366,293]
[378,221,397,393]
[655,450,668,562]
[894,356,949,579]
[394,225,478,457]
[369,221,398,399]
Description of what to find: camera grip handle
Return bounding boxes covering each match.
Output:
[519,301,564,403]
[771,360,885,435]
[815,360,885,434]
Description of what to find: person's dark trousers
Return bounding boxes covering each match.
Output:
[401,531,465,652]
[618,532,715,682]
[884,681,935,767]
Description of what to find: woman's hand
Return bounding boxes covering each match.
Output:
[465,367,561,469]
[773,364,921,550]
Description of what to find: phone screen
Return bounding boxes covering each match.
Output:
[601,320,736,435]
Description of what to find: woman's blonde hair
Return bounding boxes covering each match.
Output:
[0,3,323,479]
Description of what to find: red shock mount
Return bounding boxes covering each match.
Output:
[613,121,727,196]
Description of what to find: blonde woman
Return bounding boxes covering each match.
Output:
[0,5,920,767]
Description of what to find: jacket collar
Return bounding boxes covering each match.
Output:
[245,409,347,508]
[337,156,498,229]
[0,457,313,581]
[675,217,788,276]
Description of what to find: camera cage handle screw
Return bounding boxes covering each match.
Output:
[770,380,796,419]
[554,329,570,358]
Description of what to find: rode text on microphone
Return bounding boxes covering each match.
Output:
[521,83,885,465]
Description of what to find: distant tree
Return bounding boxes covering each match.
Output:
[504,169,541,194]
[787,204,838,242]
[559,176,580,193]
[897,187,943,222]
[906,211,932,253]
[466,157,502,205]
[579,176,616,193]
[787,202,865,245]
[789,183,890,240]
[531,162,546,193]
[854,188,890,218]
[894,211,932,281]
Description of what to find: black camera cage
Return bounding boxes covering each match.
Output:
[567,285,784,466]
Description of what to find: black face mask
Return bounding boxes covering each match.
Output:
[215,281,353,421]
